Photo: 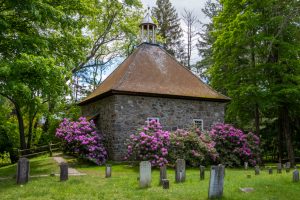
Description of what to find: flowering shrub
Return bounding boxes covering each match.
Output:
[125,120,170,167]
[210,123,260,166]
[56,117,107,165]
[168,128,218,166]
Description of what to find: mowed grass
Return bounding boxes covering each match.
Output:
[0,155,299,200]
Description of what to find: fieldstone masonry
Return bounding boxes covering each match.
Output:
[81,95,226,160]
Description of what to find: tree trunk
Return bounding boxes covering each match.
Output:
[254,103,260,135]
[15,103,26,150]
[280,106,295,166]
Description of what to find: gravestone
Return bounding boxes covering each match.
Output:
[286,162,291,173]
[16,158,30,184]
[293,169,299,182]
[105,164,112,178]
[244,162,248,170]
[60,162,68,181]
[159,165,167,185]
[139,161,151,188]
[208,164,225,199]
[200,165,205,180]
[268,168,273,174]
[162,179,169,189]
[255,166,260,175]
[277,163,282,174]
[247,174,251,179]
[175,159,186,183]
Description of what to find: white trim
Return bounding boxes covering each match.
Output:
[193,119,203,130]
[147,117,160,123]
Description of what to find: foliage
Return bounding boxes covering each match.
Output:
[126,121,218,167]
[210,123,260,167]
[168,128,218,166]
[125,120,170,167]
[152,0,186,63]
[56,117,107,165]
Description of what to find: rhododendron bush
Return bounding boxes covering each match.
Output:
[125,120,170,167]
[125,120,218,167]
[210,123,260,167]
[56,117,107,165]
[169,129,218,166]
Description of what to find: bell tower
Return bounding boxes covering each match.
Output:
[140,8,157,44]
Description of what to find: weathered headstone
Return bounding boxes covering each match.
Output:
[16,158,30,184]
[255,166,260,175]
[60,162,68,181]
[162,179,169,189]
[277,163,282,174]
[293,169,299,182]
[105,164,112,178]
[200,165,205,180]
[208,164,225,199]
[159,165,167,185]
[268,168,273,174]
[286,162,291,173]
[175,159,186,183]
[244,162,248,170]
[139,161,151,188]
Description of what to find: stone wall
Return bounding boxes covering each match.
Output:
[81,94,226,160]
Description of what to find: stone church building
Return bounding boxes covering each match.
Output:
[79,13,230,160]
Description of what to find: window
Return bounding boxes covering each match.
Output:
[147,117,159,123]
[193,119,203,130]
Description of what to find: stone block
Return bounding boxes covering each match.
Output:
[139,161,151,188]
[162,179,169,189]
[60,162,68,181]
[208,164,225,199]
[293,169,299,182]
[175,159,186,183]
[105,164,112,178]
[159,165,167,185]
[16,158,30,184]
[200,165,205,180]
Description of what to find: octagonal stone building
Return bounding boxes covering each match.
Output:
[79,13,230,160]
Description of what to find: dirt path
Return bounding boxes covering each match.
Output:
[53,155,86,175]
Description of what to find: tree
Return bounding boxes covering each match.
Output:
[0,0,94,149]
[209,0,300,165]
[152,0,185,63]
[196,0,221,80]
[182,9,198,69]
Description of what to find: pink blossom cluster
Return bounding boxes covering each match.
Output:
[56,117,107,165]
[210,123,260,166]
[125,120,170,167]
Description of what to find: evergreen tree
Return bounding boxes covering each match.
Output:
[152,0,185,63]
[209,0,300,165]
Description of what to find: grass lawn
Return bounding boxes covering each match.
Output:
[0,155,299,200]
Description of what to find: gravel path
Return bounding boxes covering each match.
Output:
[53,156,86,175]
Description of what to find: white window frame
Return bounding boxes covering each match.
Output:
[147,117,160,123]
[193,119,203,131]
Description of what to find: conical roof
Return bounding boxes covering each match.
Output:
[79,43,230,105]
[140,13,156,26]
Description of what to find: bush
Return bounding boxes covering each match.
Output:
[125,121,218,167]
[210,123,260,167]
[125,120,170,167]
[168,128,218,166]
[56,117,107,165]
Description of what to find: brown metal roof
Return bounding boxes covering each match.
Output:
[79,43,230,105]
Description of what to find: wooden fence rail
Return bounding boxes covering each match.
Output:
[17,142,61,158]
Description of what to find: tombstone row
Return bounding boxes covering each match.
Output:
[16,158,69,184]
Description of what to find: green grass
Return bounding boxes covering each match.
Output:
[0,156,299,200]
